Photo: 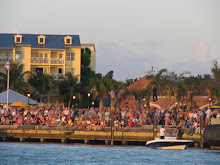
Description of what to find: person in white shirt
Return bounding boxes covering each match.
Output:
[160,125,166,139]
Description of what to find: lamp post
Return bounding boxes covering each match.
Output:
[190,90,193,110]
[208,98,212,108]
[91,101,95,106]
[73,95,76,108]
[88,93,91,109]
[143,98,146,110]
[27,93,31,105]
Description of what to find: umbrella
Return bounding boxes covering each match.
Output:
[211,103,220,109]
[10,100,30,108]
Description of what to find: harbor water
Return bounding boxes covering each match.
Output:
[0,142,219,165]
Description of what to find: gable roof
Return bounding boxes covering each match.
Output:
[0,33,81,49]
[127,75,152,91]
[0,90,39,104]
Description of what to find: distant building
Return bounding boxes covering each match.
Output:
[0,33,83,81]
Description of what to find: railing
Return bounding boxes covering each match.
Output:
[0,58,13,63]
[50,73,64,79]
[31,58,63,64]
[31,57,49,64]
[51,58,64,64]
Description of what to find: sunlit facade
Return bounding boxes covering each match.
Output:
[0,33,82,81]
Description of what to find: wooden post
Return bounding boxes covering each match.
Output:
[153,110,157,139]
[40,138,44,142]
[20,138,25,142]
[105,140,110,145]
[111,111,114,146]
[200,114,204,148]
[84,139,90,144]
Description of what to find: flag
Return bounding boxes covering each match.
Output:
[110,90,116,99]
[4,61,10,70]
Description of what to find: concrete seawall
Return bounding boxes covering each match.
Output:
[0,125,201,146]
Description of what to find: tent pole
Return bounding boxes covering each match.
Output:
[6,68,9,111]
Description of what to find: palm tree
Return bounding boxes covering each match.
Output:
[0,61,29,94]
[89,72,115,109]
[57,72,79,107]
[28,72,54,104]
[146,68,168,108]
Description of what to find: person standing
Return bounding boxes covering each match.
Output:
[160,125,166,139]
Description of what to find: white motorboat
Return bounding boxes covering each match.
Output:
[146,128,193,150]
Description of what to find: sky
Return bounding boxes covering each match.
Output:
[0,0,219,80]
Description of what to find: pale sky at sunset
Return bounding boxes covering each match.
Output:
[0,0,219,80]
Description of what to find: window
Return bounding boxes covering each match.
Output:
[37,35,46,44]
[58,68,62,74]
[44,68,48,74]
[15,51,24,60]
[65,68,74,75]
[59,53,62,59]
[66,39,71,44]
[14,35,22,43]
[64,36,72,45]
[66,53,75,61]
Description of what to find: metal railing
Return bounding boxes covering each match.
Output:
[50,58,64,64]
[31,57,49,64]
[31,58,63,64]
[0,58,13,63]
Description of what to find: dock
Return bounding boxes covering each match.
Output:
[0,125,201,146]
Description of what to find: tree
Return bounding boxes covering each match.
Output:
[57,72,79,107]
[28,72,54,104]
[0,61,29,94]
[146,68,168,108]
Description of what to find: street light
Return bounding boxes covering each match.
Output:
[27,93,31,104]
[88,93,91,97]
[91,101,95,106]
[143,98,146,110]
[88,93,91,109]
[73,95,76,100]
[73,95,76,108]
[208,98,212,108]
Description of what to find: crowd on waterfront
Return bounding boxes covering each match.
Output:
[0,105,219,134]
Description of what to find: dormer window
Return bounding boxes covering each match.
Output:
[64,36,72,45]
[37,35,46,44]
[14,34,22,44]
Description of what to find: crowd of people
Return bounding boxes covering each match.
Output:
[0,105,219,134]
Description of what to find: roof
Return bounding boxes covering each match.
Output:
[127,75,152,91]
[0,33,81,49]
[0,90,39,104]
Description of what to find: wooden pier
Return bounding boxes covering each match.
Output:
[0,125,201,146]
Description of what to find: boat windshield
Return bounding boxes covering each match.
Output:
[165,128,176,137]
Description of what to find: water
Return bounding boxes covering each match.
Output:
[0,142,219,165]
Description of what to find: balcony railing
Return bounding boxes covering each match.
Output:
[51,58,64,64]
[50,73,64,79]
[31,57,49,64]
[31,57,63,64]
[0,58,13,63]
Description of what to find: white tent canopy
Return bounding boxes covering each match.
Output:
[0,90,39,104]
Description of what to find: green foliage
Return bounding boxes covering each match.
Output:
[0,61,29,94]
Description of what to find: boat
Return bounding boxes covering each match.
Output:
[146,128,193,150]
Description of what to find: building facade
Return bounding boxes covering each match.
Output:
[0,33,82,81]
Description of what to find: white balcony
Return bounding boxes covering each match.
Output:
[50,73,64,79]
[50,58,64,64]
[0,57,13,63]
[31,57,49,64]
